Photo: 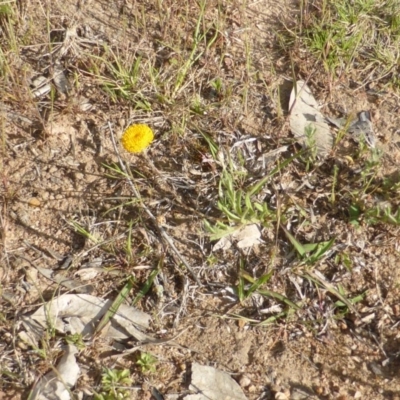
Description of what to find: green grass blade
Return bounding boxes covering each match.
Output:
[309,237,335,260]
[248,152,300,197]
[198,130,219,159]
[95,276,135,334]
[132,268,160,307]
[245,271,274,297]
[304,270,356,312]
[257,288,301,310]
[281,225,307,257]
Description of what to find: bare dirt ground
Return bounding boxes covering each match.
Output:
[2,1,400,399]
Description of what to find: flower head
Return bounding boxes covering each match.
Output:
[121,124,154,153]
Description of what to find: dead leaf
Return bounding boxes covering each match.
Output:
[186,363,247,400]
[327,110,376,148]
[213,235,233,251]
[232,224,262,249]
[28,197,41,207]
[213,224,262,251]
[18,330,39,349]
[31,76,51,98]
[53,62,71,96]
[74,267,102,281]
[289,80,333,158]
[30,344,80,400]
[23,293,153,341]
[36,266,93,294]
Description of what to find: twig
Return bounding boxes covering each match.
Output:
[108,122,202,286]
[107,326,196,359]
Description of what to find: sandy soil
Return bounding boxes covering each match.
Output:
[2,1,400,399]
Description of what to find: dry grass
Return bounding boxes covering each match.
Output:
[2,0,400,399]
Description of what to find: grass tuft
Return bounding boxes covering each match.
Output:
[283,0,400,87]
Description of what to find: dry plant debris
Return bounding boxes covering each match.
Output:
[30,345,80,400]
[22,293,152,342]
[289,80,333,158]
[187,362,247,400]
[326,110,377,149]
[1,0,400,399]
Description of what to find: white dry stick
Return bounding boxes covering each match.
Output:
[108,122,202,286]
[289,80,334,158]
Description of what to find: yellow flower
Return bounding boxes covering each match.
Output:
[121,124,154,153]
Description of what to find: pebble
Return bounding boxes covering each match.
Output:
[25,267,38,284]
[239,374,251,388]
[248,385,256,393]
[28,197,41,207]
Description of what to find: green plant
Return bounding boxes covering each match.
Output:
[302,270,357,312]
[94,368,133,400]
[205,149,296,240]
[234,258,300,320]
[334,284,365,318]
[282,225,335,265]
[68,220,99,244]
[136,352,157,373]
[217,164,273,225]
[89,47,154,110]
[331,164,339,205]
[346,148,399,226]
[362,203,400,226]
[284,0,400,86]
[334,252,353,272]
[190,94,206,115]
[172,0,219,97]
[237,260,274,303]
[65,333,85,350]
[132,267,160,306]
[210,77,224,96]
[95,276,135,334]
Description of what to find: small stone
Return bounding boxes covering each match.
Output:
[178,363,186,372]
[25,267,38,284]
[369,362,383,376]
[338,321,347,330]
[270,384,280,394]
[248,385,256,393]
[17,340,28,350]
[315,386,323,395]
[28,197,41,207]
[239,375,251,388]
[4,332,12,343]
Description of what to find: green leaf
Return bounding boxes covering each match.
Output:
[281,225,307,256]
[245,192,254,213]
[95,276,135,334]
[132,268,160,306]
[248,152,300,197]
[245,271,274,297]
[308,237,335,262]
[257,288,301,310]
